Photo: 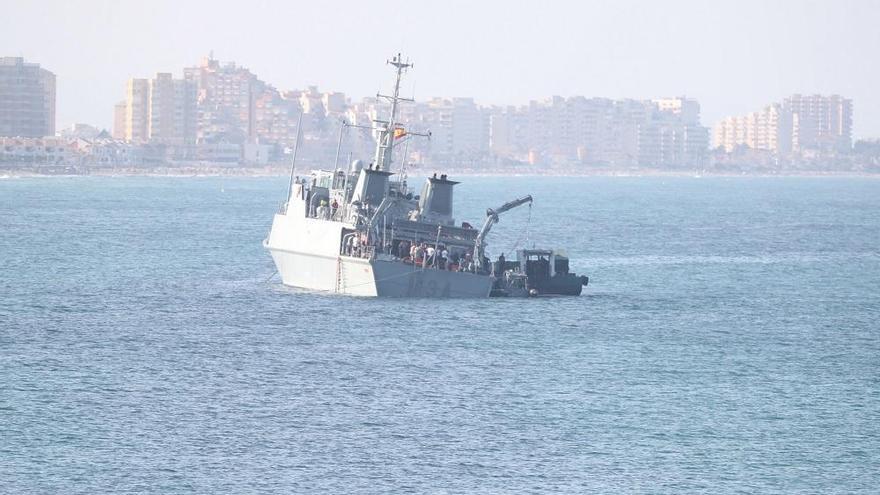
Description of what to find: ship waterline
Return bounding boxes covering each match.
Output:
[266,245,493,297]
[264,212,494,297]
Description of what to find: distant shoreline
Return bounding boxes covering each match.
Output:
[2,166,879,179]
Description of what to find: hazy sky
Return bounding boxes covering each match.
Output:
[3,0,878,138]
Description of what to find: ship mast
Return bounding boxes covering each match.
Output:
[373,53,413,171]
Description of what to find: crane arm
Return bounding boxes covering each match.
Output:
[488,195,533,218]
[473,195,532,272]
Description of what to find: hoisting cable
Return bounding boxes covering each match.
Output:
[508,201,532,253]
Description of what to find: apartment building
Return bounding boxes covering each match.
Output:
[124,78,149,143]
[109,55,718,168]
[121,74,196,145]
[148,73,196,145]
[485,96,707,168]
[784,94,852,153]
[184,57,263,144]
[714,94,852,155]
[0,57,56,137]
[112,101,126,140]
[713,104,791,154]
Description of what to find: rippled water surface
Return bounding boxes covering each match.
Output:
[2,176,879,493]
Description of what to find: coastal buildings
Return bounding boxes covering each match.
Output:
[254,89,302,148]
[124,78,149,143]
[116,57,331,162]
[644,97,709,168]
[147,73,196,145]
[0,136,77,164]
[784,94,852,153]
[184,57,262,144]
[112,101,126,140]
[0,135,168,169]
[713,94,852,154]
[98,55,868,172]
[0,57,56,138]
[408,97,489,163]
[484,96,708,168]
[120,74,196,145]
[0,51,868,173]
[108,55,717,169]
[713,104,792,154]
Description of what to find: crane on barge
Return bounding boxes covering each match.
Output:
[473,195,533,273]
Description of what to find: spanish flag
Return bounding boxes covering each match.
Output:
[393,127,406,139]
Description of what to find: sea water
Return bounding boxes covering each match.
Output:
[1,176,878,493]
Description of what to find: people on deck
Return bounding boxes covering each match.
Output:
[352,235,361,257]
[416,243,426,266]
[459,253,473,273]
[425,245,436,267]
[397,241,410,259]
[344,232,485,272]
[316,199,330,220]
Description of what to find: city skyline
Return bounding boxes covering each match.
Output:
[2,0,879,138]
[105,54,716,169]
[3,52,870,173]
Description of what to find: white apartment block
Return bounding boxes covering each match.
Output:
[713,104,791,154]
[784,94,852,153]
[487,96,707,168]
[714,94,852,155]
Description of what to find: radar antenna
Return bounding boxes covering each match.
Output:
[373,54,414,172]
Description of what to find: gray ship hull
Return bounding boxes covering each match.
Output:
[371,259,492,297]
[266,239,493,298]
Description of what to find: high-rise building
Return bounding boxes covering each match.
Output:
[0,57,56,137]
[254,88,302,148]
[118,56,315,164]
[296,86,324,116]
[147,73,196,145]
[112,101,126,140]
[414,97,489,161]
[783,94,852,153]
[488,105,528,157]
[124,79,149,143]
[713,116,744,152]
[653,97,701,125]
[713,104,792,154]
[714,94,851,155]
[121,74,196,145]
[322,91,347,115]
[184,57,263,144]
[643,97,709,168]
[482,96,708,168]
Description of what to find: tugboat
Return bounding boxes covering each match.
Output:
[263,54,589,298]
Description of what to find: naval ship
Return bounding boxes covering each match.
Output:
[264,54,589,297]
